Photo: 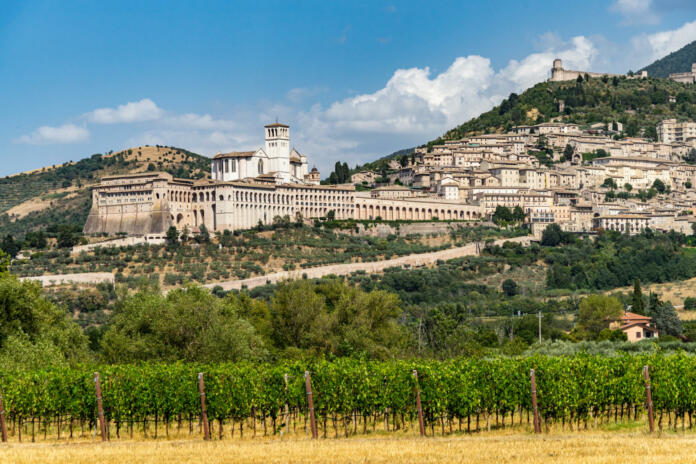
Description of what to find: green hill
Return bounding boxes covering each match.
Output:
[0,146,210,239]
[640,40,696,78]
[431,75,696,145]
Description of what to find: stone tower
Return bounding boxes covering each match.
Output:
[265,123,291,181]
[550,58,564,81]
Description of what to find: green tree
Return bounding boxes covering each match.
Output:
[631,279,645,315]
[24,231,47,249]
[195,224,210,243]
[0,235,21,258]
[648,293,682,336]
[56,226,78,248]
[101,285,267,363]
[502,279,518,297]
[492,206,513,225]
[576,295,623,337]
[563,144,575,162]
[541,223,562,246]
[684,297,696,311]
[512,206,526,223]
[269,280,403,359]
[652,179,666,194]
[0,267,88,369]
[624,183,633,192]
[165,226,179,248]
[602,178,618,189]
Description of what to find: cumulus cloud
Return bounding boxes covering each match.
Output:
[306,35,596,139]
[631,19,696,65]
[15,124,89,145]
[86,98,164,124]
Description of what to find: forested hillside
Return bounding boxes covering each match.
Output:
[430,74,696,146]
[640,40,696,78]
[0,146,209,238]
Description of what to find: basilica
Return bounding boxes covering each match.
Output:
[83,123,356,235]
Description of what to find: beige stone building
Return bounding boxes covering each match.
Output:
[669,64,696,84]
[657,119,696,144]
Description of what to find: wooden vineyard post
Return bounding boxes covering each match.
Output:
[304,371,318,439]
[283,373,290,436]
[198,373,210,441]
[94,372,107,442]
[412,370,425,437]
[530,369,541,434]
[644,365,655,434]
[0,386,7,442]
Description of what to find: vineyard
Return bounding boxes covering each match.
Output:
[0,354,694,443]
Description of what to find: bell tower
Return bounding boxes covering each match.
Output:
[264,123,291,180]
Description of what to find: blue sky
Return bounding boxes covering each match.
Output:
[2,0,696,176]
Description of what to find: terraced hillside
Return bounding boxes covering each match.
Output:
[0,146,210,238]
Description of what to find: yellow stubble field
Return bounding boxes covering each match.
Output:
[3,429,696,464]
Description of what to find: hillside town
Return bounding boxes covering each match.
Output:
[360,115,696,237]
[85,70,696,239]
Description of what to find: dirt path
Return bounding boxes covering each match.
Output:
[204,235,533,291]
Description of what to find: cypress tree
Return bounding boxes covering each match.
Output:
[632,279,644,314]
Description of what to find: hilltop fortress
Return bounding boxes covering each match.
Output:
[549,58,647,82]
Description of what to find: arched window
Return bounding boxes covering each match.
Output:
[258,159,264,174]
[230,159,236,173]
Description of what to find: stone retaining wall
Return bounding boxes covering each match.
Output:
[204,235,532,292]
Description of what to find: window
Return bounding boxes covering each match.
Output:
[258,159,264,174]
[231,159,236,173]
[636,331,642,339]
[224,159,229,173]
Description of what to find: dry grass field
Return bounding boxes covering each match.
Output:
[3,430,696,464]
[606,276,696,320]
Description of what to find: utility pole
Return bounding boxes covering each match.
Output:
[537,311,543,343]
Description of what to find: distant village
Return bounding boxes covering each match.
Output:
[85,60,696,239]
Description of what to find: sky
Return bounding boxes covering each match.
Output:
[2,0,696,176]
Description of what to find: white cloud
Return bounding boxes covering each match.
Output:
[610,0,658,24]
[631,19,696,65]
[86,98,164,124]
[15,124,89,145]
[304,35,595,140]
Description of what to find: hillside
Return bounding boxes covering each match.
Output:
[640,40,696,78]
[0,146,210,238]
[356,147,415,173]
[431,74,696,145]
